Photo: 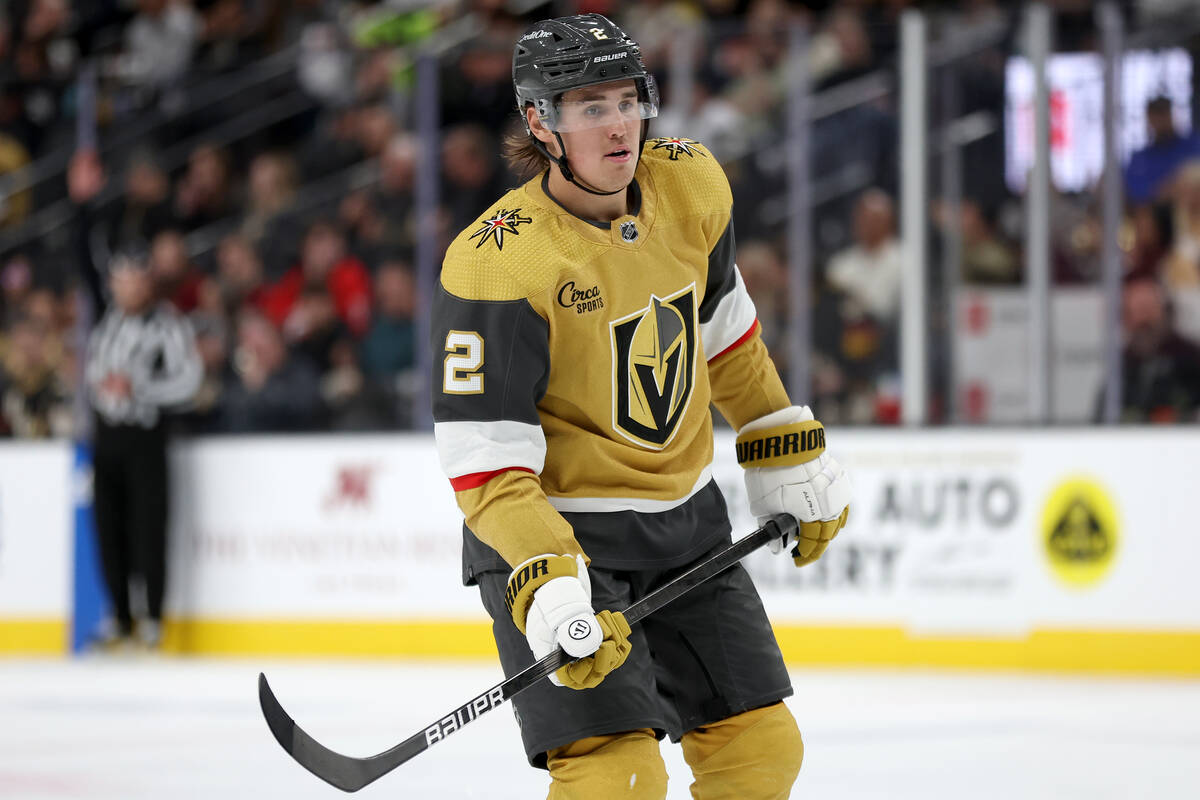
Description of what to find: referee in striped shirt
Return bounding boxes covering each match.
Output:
[85,246,202,649]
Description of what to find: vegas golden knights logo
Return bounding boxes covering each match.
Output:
[610,284,697,449]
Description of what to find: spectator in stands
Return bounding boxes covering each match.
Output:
[1124,96,1200,207]
[193,0,264,74]
[179,310,228,433]
[203,233,266,319]
[20,0,71,55]
[6,0,74,156]
[960,198,1020,285]
[353,48,400,106]
[265,0,330,49]
[826,189,903,323]
[1127,204,1172,282]
[359,260,415,381]
[1162,162,1200,289]
[122,0,202,88]
[735,240,788,362]
[622,0,706,74]
[23,286,61,335]
[710,19,777,129]
[301,105,365,180]
[1161,163,1200,342]
[1108,278,1200,423]
[323,335,397,431]
[0,46,41,160]
[442,124,511,234]
[295,18,354,105]
[0,310,71,437]
[0,132,31,228]
[149,229,203,313]
[106,149,175,249]
[173,143,236,233]
[811,278,897,425]
[653,80,749,162]
[1,255,34,322]
[362,133,419,259]
[338,186,388,265]
[240,151,301,279]
[807,190,906,425]
[282,285,345,372]
[808,4,876,89]
[220,307,323,432]
[441,28,521,131]
[260,219,371,342]
[1049,190,1102,284]
[356,103,398,161]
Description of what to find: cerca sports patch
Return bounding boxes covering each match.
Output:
[556,280,605,314]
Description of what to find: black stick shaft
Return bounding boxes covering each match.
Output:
[259,515,794,792]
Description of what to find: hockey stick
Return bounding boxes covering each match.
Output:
[258,514,796,793]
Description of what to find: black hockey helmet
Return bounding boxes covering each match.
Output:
[512,14,659,195]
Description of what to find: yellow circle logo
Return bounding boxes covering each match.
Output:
[1041,477,1120,588]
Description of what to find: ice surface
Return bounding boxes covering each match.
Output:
[1,657,1198,799]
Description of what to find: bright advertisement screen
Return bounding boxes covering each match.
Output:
[1005,49,1192,193]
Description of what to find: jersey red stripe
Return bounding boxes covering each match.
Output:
[449,466,535,491]
[708,318,759,362]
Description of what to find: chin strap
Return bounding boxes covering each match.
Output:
[532,121,650,197]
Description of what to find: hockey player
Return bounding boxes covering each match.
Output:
[432,14,851,800]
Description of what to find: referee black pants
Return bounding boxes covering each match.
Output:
[92,417,169,633]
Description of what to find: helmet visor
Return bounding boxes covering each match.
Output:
[549,95,659,133]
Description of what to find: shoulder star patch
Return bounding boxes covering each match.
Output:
[649,137,706,161]
[469,208,533,250]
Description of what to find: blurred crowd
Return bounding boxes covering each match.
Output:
[0,0,1198,439]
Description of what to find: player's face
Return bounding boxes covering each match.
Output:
[545,80,642,192]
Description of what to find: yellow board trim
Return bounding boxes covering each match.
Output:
[772,625,1200,677]
[160,619,501,659]
[151,619,1200,676]
[0,619,66,654]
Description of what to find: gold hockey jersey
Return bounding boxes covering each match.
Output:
[432,137,790,582]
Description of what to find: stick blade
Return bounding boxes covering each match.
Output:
[258,673,297,755]
[258,672,375,793]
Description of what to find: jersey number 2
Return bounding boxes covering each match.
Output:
[443,331,484,394]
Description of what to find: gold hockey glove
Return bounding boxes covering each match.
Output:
[505,554,632,689]
[737,406,853,567]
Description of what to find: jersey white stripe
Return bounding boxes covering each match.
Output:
[86,304,202,427]
[546,465,713,514]
[701,267,758,359]
[134,316,203,406]
[434,419,546,479]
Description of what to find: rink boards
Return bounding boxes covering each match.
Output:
[2,430,1198,675]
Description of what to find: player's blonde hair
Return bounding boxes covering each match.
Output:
[502,108,550,179]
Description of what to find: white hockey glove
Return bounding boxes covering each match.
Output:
[737,406,852,566]
[504,554,632,690]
